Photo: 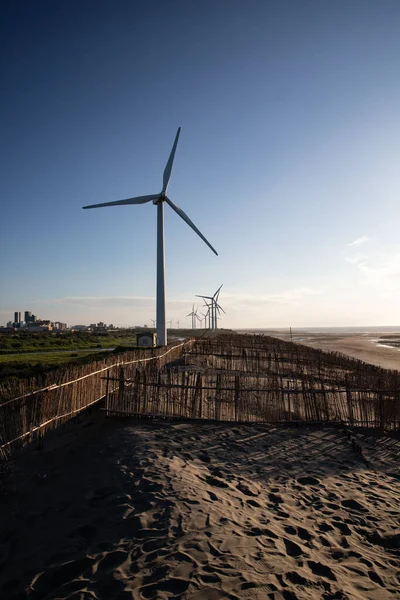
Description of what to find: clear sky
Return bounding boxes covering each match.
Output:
[1,0,400,328]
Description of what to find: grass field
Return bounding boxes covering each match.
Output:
[0,329,219,383]
[0,349,109,366]
[0,332,138,354]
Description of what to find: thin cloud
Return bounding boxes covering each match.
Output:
[348,236,371,247]
[223,287,324,309]
[346,250,400,296]
[38,296,191,309]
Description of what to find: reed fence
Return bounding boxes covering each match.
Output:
[1,333,399,462]
[105,334,400,430]
[0,341,191,460]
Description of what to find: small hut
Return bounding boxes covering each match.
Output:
[137,332,157,347]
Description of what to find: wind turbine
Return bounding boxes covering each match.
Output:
[82,128,217,346]
[186,305,197,329]
[167,319,173,329]
[213,285,225,330]
[196,285,224,330]
[151,319,156,328]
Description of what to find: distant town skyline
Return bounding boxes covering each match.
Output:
[2,1,400,328]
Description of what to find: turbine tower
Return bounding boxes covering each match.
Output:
[82,128,217,346]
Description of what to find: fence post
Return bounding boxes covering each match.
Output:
[345,375,353,426]
[198,374,203,419]
[118,367,125,412]
[192,372,202,418]
[215,374,221,420]
[235,376,240,421]
[286,379,291,421]
[105,369,110,416]
[142,370,147,414]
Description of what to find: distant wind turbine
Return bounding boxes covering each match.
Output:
[196,285,224,330]
[82,128,218,346]
[186,304,197,329]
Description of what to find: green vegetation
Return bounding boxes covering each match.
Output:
[0,328,226,384]
[0,349,115,384]
[0,331,138,354]
[0,331,140,384]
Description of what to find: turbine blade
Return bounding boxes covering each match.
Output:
[83,194,158,209]
[165,198,218,256]
[162,127,181,194]
[213,284,223,299]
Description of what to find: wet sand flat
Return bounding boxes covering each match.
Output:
[258,331,400,372]
[300,335,400,371]
[1,418,399,599]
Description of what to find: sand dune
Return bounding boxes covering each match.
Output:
[1,417,399,599]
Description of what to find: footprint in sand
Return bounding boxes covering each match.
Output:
[297,476,320,486]
[246,499,261,508]
[332,521,352,536]
[308,560,337,581]
[204,475,229,489]
[316,522,333,533]
[98,550,129,572]
[268,493,284,504]
[207,490,219,501]
[285,571,310,586]
[31,557,94,595]
[283,538,304,557]
[236,482,258,497]
[341,499,367,513]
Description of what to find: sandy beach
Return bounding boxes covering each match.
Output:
[257,331,400,372]
[300,335,400,372]
[1,414,399,599]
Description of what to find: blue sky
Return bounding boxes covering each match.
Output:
[2,0,400,328]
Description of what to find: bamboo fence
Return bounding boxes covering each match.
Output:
[1,333,399,463]
[106,334,400,430]
[0,341,191,460]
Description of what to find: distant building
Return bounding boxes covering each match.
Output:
[54,322,67,331]
[14,312,21,324]
[24,311,37,324]
[27,320,53,332]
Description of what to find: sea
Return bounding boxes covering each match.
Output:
[237,326,400,335]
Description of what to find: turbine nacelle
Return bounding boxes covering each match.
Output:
[153,193,166,205]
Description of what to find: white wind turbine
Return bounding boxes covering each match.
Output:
[82,128,217,346]
[186,304,197,329]
[196,285,224,330]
